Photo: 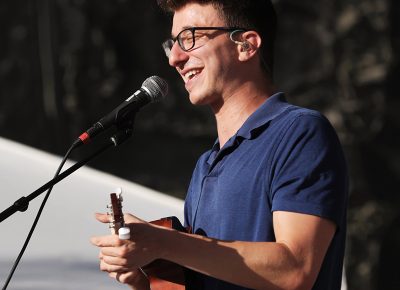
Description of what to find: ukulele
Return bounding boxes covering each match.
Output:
[107,188,129,238]
[107,189,186,289]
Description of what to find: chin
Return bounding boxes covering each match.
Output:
[187,89,203,104]
[191,93,223,111]
[188,95,206,105]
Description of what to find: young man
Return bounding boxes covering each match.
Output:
[91,1,348,289]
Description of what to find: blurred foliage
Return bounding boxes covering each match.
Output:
[0,0,399,289]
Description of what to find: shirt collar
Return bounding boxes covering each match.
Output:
[237,92,290,139]
[206,92,290,165]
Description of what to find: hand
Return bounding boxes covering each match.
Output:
[91,213,162,274]
[108,268,150,290]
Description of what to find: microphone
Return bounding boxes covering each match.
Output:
[76,76,168,145]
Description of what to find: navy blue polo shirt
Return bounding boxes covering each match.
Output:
[184,93,348,290]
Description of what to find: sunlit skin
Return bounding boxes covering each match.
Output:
[169,3,276,147]
[91,3,337,290]
[169,3,240,106]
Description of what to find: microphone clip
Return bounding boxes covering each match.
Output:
[111,120,134,147]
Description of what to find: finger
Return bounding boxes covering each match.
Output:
[95,212,111,223]
[110,270,149,286]
[90,234,123,247]
[102,254,129,267]
[100,259,130,273]
[110,272,127,283]
[100,246,125,260]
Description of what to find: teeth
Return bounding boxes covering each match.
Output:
[184,69,201,81]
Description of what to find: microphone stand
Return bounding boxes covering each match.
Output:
[0,126,133,223]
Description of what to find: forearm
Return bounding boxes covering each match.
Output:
[158,229,308,290]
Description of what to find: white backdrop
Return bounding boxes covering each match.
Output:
[0,137,184,289]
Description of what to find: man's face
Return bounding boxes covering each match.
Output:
[169,3,240,107]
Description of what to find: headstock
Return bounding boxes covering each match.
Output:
[107,188,130,239]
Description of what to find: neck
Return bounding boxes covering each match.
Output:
[211,78,276,149]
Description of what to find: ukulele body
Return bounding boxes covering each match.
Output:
[145,216,187,289]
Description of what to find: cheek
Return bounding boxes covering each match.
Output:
[205,56,231,89]
[210,47,235,74]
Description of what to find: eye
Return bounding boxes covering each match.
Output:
[193,30,203,40]
[179,30,194,47]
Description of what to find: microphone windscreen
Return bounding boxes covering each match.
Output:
[142,76,168,102]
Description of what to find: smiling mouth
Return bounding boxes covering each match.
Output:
[183,69,202,83]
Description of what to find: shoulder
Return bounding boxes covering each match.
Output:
[278,104,332,127]
[272,104,340,145]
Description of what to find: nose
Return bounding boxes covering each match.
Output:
[168,41,189,68]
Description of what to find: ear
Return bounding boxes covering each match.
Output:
[233,30,262,62]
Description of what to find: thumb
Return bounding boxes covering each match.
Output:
[123,213,145,224]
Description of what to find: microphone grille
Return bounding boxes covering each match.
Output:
[142,76,168,102]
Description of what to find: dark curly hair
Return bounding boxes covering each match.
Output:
[157,0,277,77]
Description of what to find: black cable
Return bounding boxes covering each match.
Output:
[2,141,79,290]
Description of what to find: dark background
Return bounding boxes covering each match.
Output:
[0,1,399,289]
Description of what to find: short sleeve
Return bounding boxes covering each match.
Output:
[270,111,348,226]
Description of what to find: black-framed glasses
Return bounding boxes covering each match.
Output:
[162,26,248,58]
